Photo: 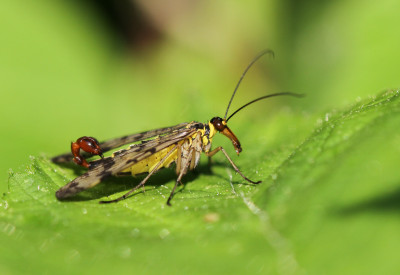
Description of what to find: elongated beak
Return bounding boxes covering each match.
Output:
[221,126,242,155]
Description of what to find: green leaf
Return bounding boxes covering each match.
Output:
[1,90,400,274]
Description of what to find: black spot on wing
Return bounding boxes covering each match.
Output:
[113,149,127,157]
[123,148,153,164]
[89,157,116,169]
[68,181,79,189]
[125,157,139,164]
[89,161,101,169]
[119,135,129,141]
[56,179,88,199]
[102,159,116,170]
[99,171,112,181]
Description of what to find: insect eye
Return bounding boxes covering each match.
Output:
[210,117,225,131]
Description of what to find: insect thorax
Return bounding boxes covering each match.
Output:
[188,121,216,153]
[120,122,216,176]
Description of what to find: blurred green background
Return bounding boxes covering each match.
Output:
[1,0,400,274]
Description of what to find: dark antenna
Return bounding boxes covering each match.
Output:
[226,92,304,122]
[223,49,275,120]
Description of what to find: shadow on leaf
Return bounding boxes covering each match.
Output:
[334,185,400,216]
[58,161,228,202]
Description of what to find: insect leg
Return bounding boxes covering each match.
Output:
[166,150,193,206]
[205,147,261,184]
[207,145,213,169]
[99,145,178,204]
[175,144,182,175]
[166,174,182,206]
[167,162,189,206]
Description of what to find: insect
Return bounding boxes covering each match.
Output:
[52,50,302,205]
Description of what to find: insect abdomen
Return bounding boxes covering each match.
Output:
[120,144,180,175]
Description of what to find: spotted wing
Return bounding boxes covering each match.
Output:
[55,126,196,199]
[51,123,189,164]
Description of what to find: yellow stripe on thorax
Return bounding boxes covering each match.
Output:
[201,122,216,152]
[118,123,216,176]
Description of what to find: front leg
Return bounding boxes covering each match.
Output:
[205,147,261,184]
[207,146,213,169]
